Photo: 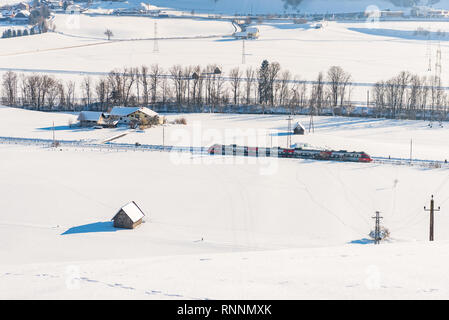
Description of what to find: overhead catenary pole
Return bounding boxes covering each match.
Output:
[424,195,441,241]
[309,107,315,133]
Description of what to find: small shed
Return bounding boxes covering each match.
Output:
[293,122,305,135]
[78,111,106,127]
[112,201,146,229]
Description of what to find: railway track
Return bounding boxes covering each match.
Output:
[0,136,447,168]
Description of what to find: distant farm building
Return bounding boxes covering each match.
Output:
[66,4,82,14]
[379,10,404,18]
[12,10,30,22]
[411,7,449,18]
[109,106,163,127]
[112,201,146,229]
[234,27,259,39]
[293,122,305,135]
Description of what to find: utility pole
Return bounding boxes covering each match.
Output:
[372,211,383,244]
[162,125,165,147]
[424,195,440,241]
[242,39,246,64]
[153,22,159,53]
[367,90,370,108]
[52,121,56,147]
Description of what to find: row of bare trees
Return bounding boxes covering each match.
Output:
[6,62,447,121]
[373,71,448,120]
[3,62,348,113]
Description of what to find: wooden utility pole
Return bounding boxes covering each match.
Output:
[372,211,383,244]
[424,195,440,241]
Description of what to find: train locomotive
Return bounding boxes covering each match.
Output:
[208,144,372,163]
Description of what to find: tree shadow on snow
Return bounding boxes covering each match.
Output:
[61,221,118,235]
[348,238,374,245]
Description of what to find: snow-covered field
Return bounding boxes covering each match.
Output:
[2,0,449,300]
[2,107,449,161]
[1,106,449,299]
[2,16,449,101]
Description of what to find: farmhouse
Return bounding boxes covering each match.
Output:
[112,201,146,229]
[12,9,30,22]
[109,106,163,126]
[234,27,259,39]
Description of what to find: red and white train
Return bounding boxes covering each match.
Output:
[208,144,372,163]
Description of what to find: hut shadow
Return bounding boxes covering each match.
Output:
[61,221,118,235]
[271,132,292,137]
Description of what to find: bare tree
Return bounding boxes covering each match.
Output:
[245,67,256,105]
[81,76,92,108]
[150,64,162,105]
[104,29,113,40]
[229,67,242,106]
[2,71,18,106]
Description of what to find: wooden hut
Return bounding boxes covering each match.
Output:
[112,201,145,229]
[293,122,305,135]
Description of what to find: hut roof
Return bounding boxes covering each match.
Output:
[112,201,145,223]
[78,111,104,122]
[294,122,305,130]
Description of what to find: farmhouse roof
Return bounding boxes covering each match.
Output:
[112,201,145,223]
[110,106,159,117]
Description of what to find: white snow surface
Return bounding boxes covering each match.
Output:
[1,106,449,299]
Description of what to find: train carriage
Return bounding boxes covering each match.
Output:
[209,144,372,163]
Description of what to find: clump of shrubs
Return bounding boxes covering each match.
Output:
[173,117,187,125]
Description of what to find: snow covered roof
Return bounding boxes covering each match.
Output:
[112,201,145,223]
[139,107,159,117]
[78,111,104,122]
[110,106,159,117]
[15,9,30,17]
[246,27,259,33]
[294,122,305,130]
[110,107,140,117]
